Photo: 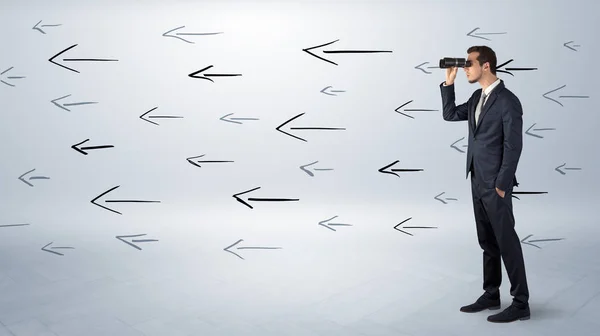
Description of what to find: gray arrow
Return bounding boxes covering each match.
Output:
[563,41,581,52]
[18,168,50,187]
[318,215,352,231]
[543,85,589,107]
[521,234,564,249]
[414,62,439,74]
[467,27,507,41]
[299,160,334,177]
[450,137,468,153]
[555,163,582,175]
[0,223,30,228]
[51,94,97,112]
[41,242,74,256]
[219,113,259,124]
[434,192,458,204]
[140,107,183,126]
[224,239,282,260]
[320,86,346,96]
[116,234,158,250]
[525,123,556,138]
[1,67,26,87]
[162,25,223,44]
[32,20,62,34]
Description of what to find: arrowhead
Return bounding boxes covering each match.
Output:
[543,85,565,107]
[520,234,541,248]
[555,163,566,175]
[318,215,338,231]
[220,113,239,124]
[32,20,45,34]
[450,137,466,153]
[232,187,260,209]
[302,39,339,66]
[434,192,447,204]
[299,161,317,176]
[414,62,431,74]
[563,41,578,51]
[276,113,306,142]
[162,25,193,43]
[91,185,122,214]
[188,65,214,82]
[224,239,245,259]
[49,44,79,73]
[379,160,400,177]
[467,27,490,40]
[140,107,159,125]
[72,139,89,155]
[186,155,205,168]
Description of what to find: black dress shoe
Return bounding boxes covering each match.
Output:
[487,303,530,323]
[460,293,501,313]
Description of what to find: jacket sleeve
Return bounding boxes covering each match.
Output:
[496,95,523,191]
[440,82,468,121]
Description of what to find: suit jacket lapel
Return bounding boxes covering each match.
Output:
[474,80,504,134]
[469,89,481,132]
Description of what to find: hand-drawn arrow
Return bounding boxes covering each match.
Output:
[139,107,183,125]
[72,139,114,155]
[563,41,581,52]
[525,123,555,138]
[543,85,589,107]
[41,242,74,256]
[318,215,352,231]
[186,154,234,168]
[224,239,282,260]
[219,113,259,124]
[188,65,241,82]
[321,86,346,96]
[495,59,538,76]
[299,160,334,177]
[414,61,439,74]
[466,27,507,40]
[394,217,437,236]
[395,100,438,118]
[379,160,424,178]
[51,94,97,112]
[0,223,30,228]
[116,234,158,250]
[162,25,223,43]
[32,20,61,34]
[450,137,468,153]
[48,44,118,73]
[1,67,25,87]
[276,112,345,142]
[521,234,564,249]
[233,186,299,209]
[555,163,582,175]
[91,185,160,215]
[434,192,458,204]
[303,39,392,66]
[511,191,548,200]
[18,168,50,187]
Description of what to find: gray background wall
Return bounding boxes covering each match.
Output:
[1,0,599,335]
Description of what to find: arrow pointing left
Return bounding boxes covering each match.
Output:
[91,185,160,215]
[303,39,392,66]
[49,44,118,73]
[318,215,352,231]
[188,65,241,82]
[139,107,183,126]
[186,154,234,168]
[233,186,299,209]
[41,242,74,256]
[379,160,424,178]
[51,94,97,112]
[116,234,158,250]
[276,112,346,142]
[32,20,62,34]
[72,139,114,155]
[1,66,25,87]
[18,168,50,187]
[394,217,437,236]
[466,27,507,40]
[395,100,438,119]
[224,239,282,260]
[162,25,223,44]
[555,163,582,175]
[495,59,538,76]
[521,234,564,249]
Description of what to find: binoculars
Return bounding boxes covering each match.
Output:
[439,57,472,68]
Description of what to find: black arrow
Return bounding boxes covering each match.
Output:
[139,107,183,125]
[51,94,98,112]
[450,137,468,153]
[18,168,50,187]
[162,25,223,44]
[48,44,118,73]
[563,41,581,52]
[1,66,26,87]
[0,223,30,228]
[116,234,158,250]
[434,192,458,204]
[379,160,424,178]
[318,215,352,231]
[521,234,564,249]
[233,186,299,209]
[72,139,114,155]
[186,154,234,168]
[41,242,74,256]
[543,85,589,107]
[525,123,555,138]
[495,59,537,76]
[466,27,507,40]
[188,65,241,82]
[511,191,548,200]
[555,163,582,175]
[395,100,438,118]
[224,239,282,260]
[219,113,259,124]
[276,112,345,142]
[299,160,334,177]
[91,185,160,215]
[394,217,437,236]
[303,39,392,66]
[32,20,62,34]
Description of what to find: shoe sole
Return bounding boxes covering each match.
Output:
[488,315,530,323]
[460,305,501,313]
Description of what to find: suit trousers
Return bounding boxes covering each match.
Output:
[470,170,530,307]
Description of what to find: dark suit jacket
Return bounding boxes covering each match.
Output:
[440,79,522,191]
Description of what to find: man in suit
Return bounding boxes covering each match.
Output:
[439,45,530,323]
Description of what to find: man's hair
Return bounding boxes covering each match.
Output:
[467,45,497,75]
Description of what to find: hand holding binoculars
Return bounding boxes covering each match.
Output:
[439,57,472,68]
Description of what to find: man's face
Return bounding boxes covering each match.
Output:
[464,52,483,84]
